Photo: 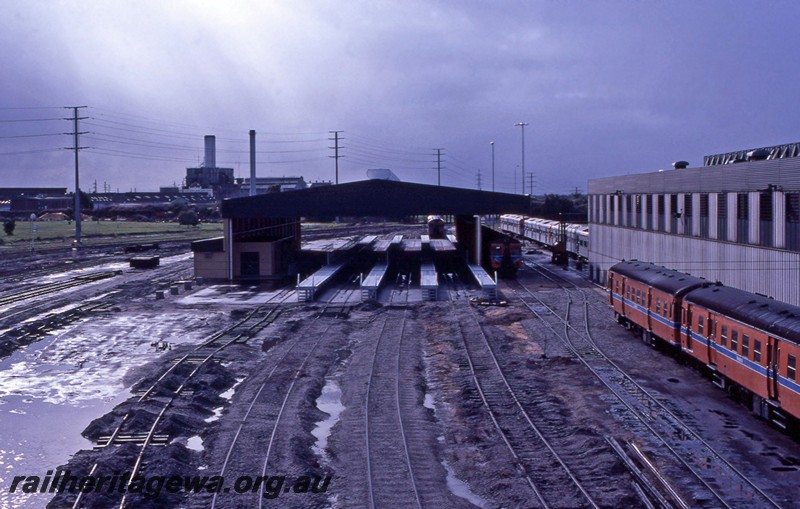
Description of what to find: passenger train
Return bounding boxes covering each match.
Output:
[608,260,800,428]
[499,214,589,264]
[426,215,446,239]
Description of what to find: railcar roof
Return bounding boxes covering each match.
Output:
[685,286,800,344]
[609,261,708,296]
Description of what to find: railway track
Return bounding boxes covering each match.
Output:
[71,306,282,509]
[455,300,601,509]
[514,265,784,509]
[0,270,120,308]
[364,311,423,508]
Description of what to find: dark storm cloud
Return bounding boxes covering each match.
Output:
[1,0,799,194]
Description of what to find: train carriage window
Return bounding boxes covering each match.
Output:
[720,326,728,347]
[741,335,749,358]
[754,340,761,363]
[788,355,797,381]
[731,330,739,353]
[698,316,704,336]
[615,281,619,294]
[636,289,641,304]
[655,298,661,314]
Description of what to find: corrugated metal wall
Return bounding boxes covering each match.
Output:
[589,157,800,194]
[589,224,800,306]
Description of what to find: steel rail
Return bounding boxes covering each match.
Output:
[458,302,600,509]
[515,273,782,509]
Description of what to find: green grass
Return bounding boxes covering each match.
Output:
[0,220,222,252]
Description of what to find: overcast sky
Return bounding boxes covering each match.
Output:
[2,0,799,195]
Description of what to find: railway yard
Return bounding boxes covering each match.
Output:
[1,224,800,509]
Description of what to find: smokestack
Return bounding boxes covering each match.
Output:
[249,130,256,197]
[204,135,216,168]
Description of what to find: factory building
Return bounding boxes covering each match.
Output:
[184,135,236,198]
[587,141,800,306]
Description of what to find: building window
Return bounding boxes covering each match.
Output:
[754,340,761,363]
[699,194,709,238]
[670,194,679,232]
[737,193,749,243]
[646,195,653,231]
[760,191,773,247]
[788,355,797,381]
[731,330,739,352]
[657,194,666,231]
[741,334,749,358]
[787,193,800,251]
[720,325,728,347]
[697,316,704,336]
[718,192,728,241]
[684,194,693,236]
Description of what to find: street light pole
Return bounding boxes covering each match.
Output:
[490,141,495,192]
[514,122,528,195]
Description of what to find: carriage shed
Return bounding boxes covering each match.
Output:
[192,179,530,281]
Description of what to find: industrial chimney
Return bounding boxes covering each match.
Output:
[204,135,216,168]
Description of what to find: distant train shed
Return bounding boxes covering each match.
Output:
[192,179,529,281]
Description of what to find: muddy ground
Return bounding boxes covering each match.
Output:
[0,234,798,509]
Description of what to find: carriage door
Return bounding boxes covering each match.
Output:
[707,316,716,366]
[682,306,692,352]
[767,338,779,400]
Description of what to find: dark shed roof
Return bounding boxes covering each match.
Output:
[685,286,800,344]
[609,260,708,296]
[221,180,530,218]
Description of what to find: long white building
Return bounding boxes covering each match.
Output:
[587,142,800,306]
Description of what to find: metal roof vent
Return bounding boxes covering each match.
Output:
[673,160,689,169]
[747,148,770,161]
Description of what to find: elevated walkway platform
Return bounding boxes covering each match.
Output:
[297,262,345,302]
[401,239,422,252]
[430,238,456,252]
[420,263,438,301]
[359,235,378,246]
[468,264,497,298]
[361,263,388,301]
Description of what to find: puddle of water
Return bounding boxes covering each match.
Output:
[442,459,488,508]
[220,377,245,401]
[0,309,212,509]
[311,380,345,462]
[423,392,435,410]
[205,406,224,423]
[186,436,204,452]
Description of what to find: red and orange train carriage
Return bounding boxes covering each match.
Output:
[608,260,800,428]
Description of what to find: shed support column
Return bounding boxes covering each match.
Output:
[474,215,482,266]
[773,190,786,248]
[664,195,672,233]
[613,195,620,226]
[709,193,718,239]
[692,193,701,237]
[749,191,760,245]
[226,218,234,281]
